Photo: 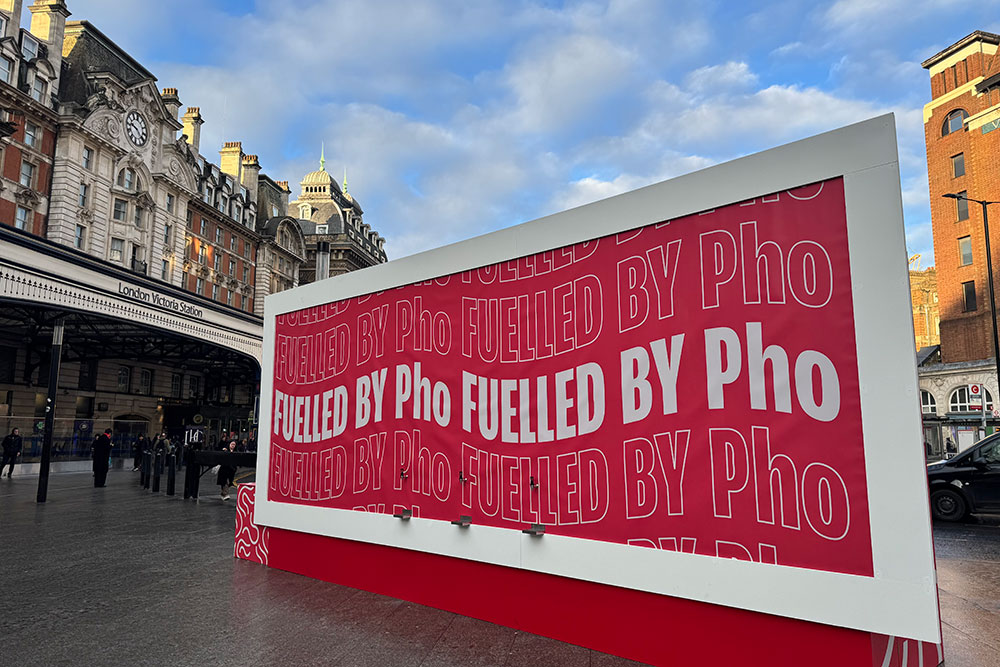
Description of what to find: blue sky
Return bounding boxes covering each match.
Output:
[47,0,1000,263]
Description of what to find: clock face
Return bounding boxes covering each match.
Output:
[125,111,148,147]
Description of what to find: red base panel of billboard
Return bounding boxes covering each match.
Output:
[235,484,941,667]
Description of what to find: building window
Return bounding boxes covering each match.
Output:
[83,146,94,170]
[75,224,86,249]
[30,76,46,103]
[921,390,936,415]
[187,376,199,399]
[166,193,175,214]
[110,237,124,262]
[212,283,219,300]
[117,168,138,191]
[959,236,973,266]
[199,219,206,236]
[78,182,88,207]
[230,235,237,251]
[243,240,250,258]
[198,245,206,263]
[952,153,965,178]
[161,259,170,280]
[186,208,193,227]
[196,277,204,294]
[138,369,153,396]
[113,198,127,221]
[77,359,97,391]
[233,206,242,223]
[15,206,30,230]
[226,290,233,306]
[170,373,182,399]
[164,224,172,246]
[19,160,34,187]
[949,386,993,412]
[117,366,131,393]
[942,109,969,136]
[242,266,249,282]
[229,258,236,275]
[21,34,38,60]
[963,280,977,312]
[957,190,969,221]
[215,226,222,243]
[213,253,221,271]
[134,206,143,228]
[24,122,39,148]
[0,56,11,84]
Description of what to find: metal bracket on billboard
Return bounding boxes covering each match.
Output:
[393,508,413,521]
[451,515,472,528]
[522,523,545,537]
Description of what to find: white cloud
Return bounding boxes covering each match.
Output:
[503,33,638,134]
[685,62,758,95]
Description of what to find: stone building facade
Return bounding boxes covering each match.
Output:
[286,155,386,285]
[910,266,940,349]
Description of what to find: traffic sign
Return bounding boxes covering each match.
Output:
[970,383,984,411]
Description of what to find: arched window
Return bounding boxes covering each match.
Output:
[921,390,937,415]
[949,385,993,412]
[116,168,139,191]
[942,109,968,136]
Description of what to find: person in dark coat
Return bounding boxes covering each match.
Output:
[92,428,113,487]
[217,440,238,500]
[1,427,22,478]
[132,434,147,471]
[182,439,202,499]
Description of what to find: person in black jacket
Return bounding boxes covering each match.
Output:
[1,427,22,478]
[92,428,113,487]
[132,434,147,472]
[217,440,238,500]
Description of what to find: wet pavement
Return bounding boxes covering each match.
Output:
[0,470,641,667]
[932,515,1000,666]
[1,470,997,666]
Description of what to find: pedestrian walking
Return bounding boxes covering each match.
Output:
[1,427,22,478]
[218,440,238,500]
[132,433,147,471]
[92,428,112,487]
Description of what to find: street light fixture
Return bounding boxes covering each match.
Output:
[943,192,1000,413]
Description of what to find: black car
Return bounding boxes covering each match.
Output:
[927,433,1000,521]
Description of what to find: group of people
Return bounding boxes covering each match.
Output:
[1,427,250,497]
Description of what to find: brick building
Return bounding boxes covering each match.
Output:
[919,31,1000,454]
[0,0,64,238]
[922,30,1000,363]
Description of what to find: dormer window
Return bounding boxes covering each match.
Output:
[117,168,139,191]
[21,33,38,61]
[0,15,8,38]
[0,56,12,84]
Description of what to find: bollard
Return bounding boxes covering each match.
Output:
[138,452,146,487]
[143,452,152,489]
[152,452,162,493]
[166,454,176,496]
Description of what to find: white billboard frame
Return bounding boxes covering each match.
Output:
[254,114,939,643]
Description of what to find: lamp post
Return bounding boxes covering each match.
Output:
[944,192,1000,422]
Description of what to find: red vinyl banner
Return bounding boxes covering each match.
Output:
[268,176,873,577]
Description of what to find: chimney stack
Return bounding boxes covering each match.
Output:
[241,154,261,204]
[0,2,24,40]
[28,0,70,98]
[160,88,181,120]
[316,240,331,282]
[182,107,204,153]
[219,141,243,184]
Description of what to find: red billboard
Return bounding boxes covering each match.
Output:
[268,176,873,576]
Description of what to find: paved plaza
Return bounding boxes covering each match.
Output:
[0,470,640,667]
[1,470,998,666]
